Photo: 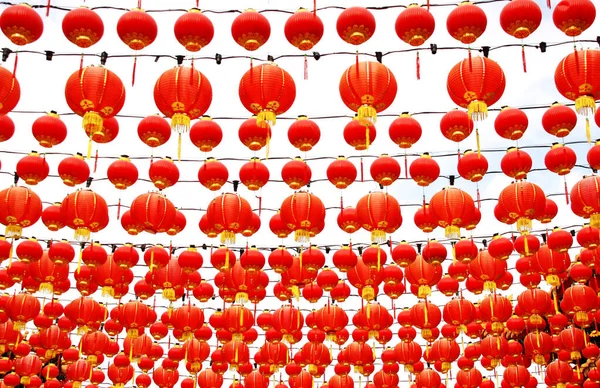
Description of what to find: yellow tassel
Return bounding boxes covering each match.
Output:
[365,123,370,150]
[468,100,488,121]
[171,113,191,134]
[587,117,591,144]
[266,135,270,160]
[523,234,529,256]
[177,133,182,162]
[299,249,303,272]
[476,127,481,157]
[257,111,276,127]
[150,250,154,271]
[377,246,381,271]
[423,303,429,325]
[576,95,597,116]
[366,302,371,319]
[77,248,82,274]
[87,138,93,160]
[358,105,377,124]
[224,249,229,270]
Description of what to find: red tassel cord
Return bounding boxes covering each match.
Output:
[360,157,364,182]
[404,150,408,179]
[190,58,195,85]
[564,177,570,205]
[355,49,359,76]
[427,0,430,11]
[476,184,481,210]
[46,0,51,16]
[313,0,317,15]
[340,193,343,210]
[132,56,137,87]
[94,149,99,173]
[258,195,262,217]
[468,47,473,72]
[304,55,308,80]
[521,44,527,73]
[12,52,18,78]
[138,0,142,8]
[117,197,122,220]
[547,0,551,8]
[196,0,199,7]
[416,51,420,80]
[250,57,253,82]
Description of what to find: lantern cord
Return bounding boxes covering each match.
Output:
[467,47,472,72]
[547,0,551,9]
[340,192,343,210]
[475,127,481,156]
[427,0,430,10]
[79,53,84,73]
[476,184,481,210]
[304,54,308,81]
[93,149,99,173]
[116,197,121,220]
[132,56,137,87]
[564,177,570,205]
[250,57,253,82]
[12,51,17,78]
[87,138,93,160]
[265,135,270,160]
[404,150,408,179]
[313,0,317,15]
[177,133,182,162]
[355,49,359,75]
[360,157,364,182]
[257,194,262,216]
[196,0,199,8]
[586,117,591,143]
[416,51,420,80]
[190,58,195,85]
[521,43,527,73]
[46,0,51,16]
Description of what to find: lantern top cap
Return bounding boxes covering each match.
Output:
[188,8,202,13]
[201,115,212,121]
[458,1,473,6]
[408,3,420,8]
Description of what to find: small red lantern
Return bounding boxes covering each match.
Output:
[570,176,600,227]
[542,103,577,138]
[494,106,528,140]
[339,61,397,123]
[62,7,104,48]
[0,115,15,142]
[440,109,474,142]
[206,193,253,245]
[129,192,176,234]
[457,150,488,183]
[58,154,90,187]
[231,9,271,51]
[410,153,439,187]
[138,115,171,148]
[174,9,214,52]
[588,141,600,169]
[0,186,42,238]
[336,7,376,46]
[239,158,270,191]
[149,157,179,190]
[395,5,435,47]
[238,116,271,152]
[190,117,222,152]
[327,157,357,189]
[344,117,377,151]
[288,116,321,152]
[356,192,402,243]
[16,151,49,185]
[117,8,158,50]
[239,62,296,127]
[198,158,228,191]
[32,112,67,148]
[282,158,311,190]
[389,114,422,148]
[497,181,546,232]
[0,4,43,46]
[0,66,20,115]
[553,0,596,37]
[500,147,532,180]
[280,191,326,243]
[42,202,65,232]
[337,208,361,234]
[414,205,438,233]
[429,187,476,238]
[284,9,324,51]
[269,212,292,239]
[545,143,577,175]
[500,0,542,39]
[370,155,400,187]
[446,2,487,44]
[107,156,139,190]
[61,189,109,241]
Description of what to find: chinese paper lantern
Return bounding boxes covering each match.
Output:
[497,181,546,232]
[542,103,577,138]
[553,0,596,37]
[0,66,20,115]
[545,143,577,175]
[16,151,49,185]
[64,66,125,153]
[284,9,324,51]
[41,202,64,232]
[149,157,179,190]
[457,150,488,182]
[0,115,14,142]
[554,49,600,141]
[344,117,377,151]
[107,156,139,190]
[327,157,357,190]
[62,7,104,48]
[409,153,440,187]
[61,189,109,241]
[231,9,270,51]
[138,115,172,148]
[117,8,158,50]
[31,112,67,148]
[494,106,528,140]
[238,62,296,127]
[440,109,474,143]
[198,158,228,191]
[414,204,438,233]
[588,141,600,169]
[356,192,402,243]
[429,187,476,238]
[447,56,506,122]
[370,155,400,186]
[288,116,321,152]
[389,113,422,149]
[58,154,90,187]
[281,158,311,190]
[339,61,397,123]
[154,66,213,134]
[190,117,223,152]
[500,147,532,180]
[499,0,542,71]
[0,4,43,46]
[129,192,177,234]
[238,116,271,152]
[174,9,214,52]
[206,193,253,245]
[336,7,376,46]
[395,4,435,79]
[446,2,487,44]
[239,158,270,191]
[279,191,326,243]
[0,186,42,238]
[571,176,600,227]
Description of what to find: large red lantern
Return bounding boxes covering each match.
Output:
[288,116,321,152]
[389,113,422,149]
[0,4,43,46]
[190,116,223,152]
[395,5,435,47]
[32,112,67,148]
[130,192,177,234]
[284,9,324,51]
[429,187,475,238]
[280,191,326,243]
[231,9,271,51]
[117,8,158,50]
[339,61,397,123]
[553,0,596,37]
[571,176,600,227]
[65,66,125,145]
[446,2,487,44]
[60,189,109,241]
[0,66,20,115]
[356,192,402,243]
[500,0,541,39]
[62,7,104,48]
[206,193,253,245]
[336,7,376,46]
[497,181,546,232]
[238,62,296,127]
[154,66,212,133]
[447,56,506,121]
[0,186,42,238]
[174,9,214,52]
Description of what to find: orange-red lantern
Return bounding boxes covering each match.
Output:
[457,150,488,182]
[389,113,422,148]
[149,157,179,190]
[440,109,474,143]
[107,156,139,190]
[117,8,158,50]
[545,143,577,175]
[280,191,326,243]
[41,202,65,232]
[588,141,600,169]
[130,192,176,234]
[0,186,42,238]
[154,66,212,133]
[339,61,397,123]
[138,115,171,148]
[571,176,600,227]
[62,7,104,48]
[174,9,214,52]
[327,157,357,189]
[32,112,67,148]
[0,4,43,46]
[0,66,20,115]
[58,154,90,187]
[429,187,476,238]
[60,189,109,241]
[239,158,270,191]
[414,204,438,233]
[198,158,228,191]
[356,192,402,243]
[284,9,324,51]
[336,7,376,46]
[238,116,271,152]
[395,5,435,46]
[231,9,271,51]
[282,158,311,190]
[447,56,506,121]
[542,103,577,138]
[206,193,253,245]
[494,106,528,140]
[497,181,546,232]
[288,116,321,152]
[238,62,296,127]
[446,2,487,44]
[410,153,439,187]
[553,0,596,37]
[344,117,376,151]
[0,115,14,142]
[370,155,400,186]
[189,116,222,152]
[500,0,542,39]
[500,147,532,180]
[16,151,49,185]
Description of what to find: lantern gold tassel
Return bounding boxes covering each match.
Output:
[371,230,386,244]
[365,123,370,150]
[177,133,182,162]
[576,95,596,116]
[39,282,53,294]
[266,135,270,160]
[361,286,375,301]
[220,231,236,245]
[5,224,22,239]
[358,105,377,124]
[236,292,248,305]
[468,100,488,122]
[445,225,460,239]
[591,213,600,228]
[517,218,532,233]
[171,113,191,134]
[102,286,114,298]
[257,110,276,127]
[75,227,91,242]
[418,285,431,299]
[87,138,93,160]
[587,117,592,144]
[83,111,103,134]
[162,288,175,300]
[475,127,481,157]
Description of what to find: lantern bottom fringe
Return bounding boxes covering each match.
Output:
[102,286,115,297]
[283,334,294,344]
[72,382,82,388]
[358,105,377,124]
[83,111,103,135]
[529,314,543,325]
[5,224,22,239]
[236,292,248,305]
[534,354,545,365]
[491,322,504,333]
[576,95,597,116]
[575,311,589,323]
[571,350,581,360]
[308,364,318,375]
[21,377,30,385]
[546,274,560,287]
[291,285,300,301]
[257,110,276,128]
[591,213,600,229]
[88,355,97,365]
[190,362,202,373]
[45,349,55,359]
[171,113,191,134]
[483,281,496,292]
[404,364,414,373]
[441,362,451,373]
[127,328,139,338]
[295,229,310,244]
[326,333,336,342]
[77,325,89,335]
[162,288,176,300]
[368,330,377,340]
[370,230,386,244]
[421,328,432,339]
[467,100,488,122]
[74,227,91,242]
[220,231,236,245]
[39,282,54,294]
[361,286,375,301]
[232,333,243,341]
[557,384,567,388]
[517,218,532,233]
[181,331,193,341]
[13,321,25,331]
[418,285,431,299]
[444,225,460,239]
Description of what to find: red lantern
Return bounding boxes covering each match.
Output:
[457,150,488,183]
[495,107,529,140]
[130,192,176,234]
[446,2,487,44]
[238,63,296,127]
[440,109,474,142]
[154,66,212,133]
[356,192,402,243]
[410,153,439,187]
[395,5,435,46]
[107,156,139,190]
[0,115,14,142]
[429,187,475,238]
[0,66,20,116]
[206,193,253,245]
[231,9,271,51]
[42,202,65,232]
[32,112,67,148]
[497,181,546,232]
[288,116,321,152]
[500,0,542,39]
[117,8,158,50]
[198,158,228,191]
[571,176,600,227]
[190,116,222,152]
[344,117,377,151]
[370,155,400,187]
[138,115,171,148]
[542,103,577,138]
[553,0,596,37]
[500,147,532,180]
[337,208,361,234]
[284,9,324,51]
[174,9,214,52]
[339,61,397,123]
[60,189,109,241]
[149,157,179,190]
[238,116,271,152]
[545,143,577,175]
[447,56,506,121]
[58,154,90,187]
[16,151,49,185]
[282,158,311,190]
[336,7,376,46]
[239,158,270,191]
[280,191,326,243]
[536,198,558,224]
[389,114,422,148]
[62,7,103,48]
[0,186,42,238]
[0,4,43,45]
[414,205,438,233]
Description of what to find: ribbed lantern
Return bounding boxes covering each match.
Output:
[60,189,109,241]
[174,9,214,52]
[0,4,44,46]
[231,9,271,51]
[356,192,402,243]
[0,186,42,238]
[130,192,177,235]
[336,7,376,46]
[279,192,326,243]
[429,187,476,238]
[206,193,253,245]
[0,66,20,116]
[117,8,158,50]
[571,176,600,227]
[284,9,324,51]
[446,2,487,44]
[553,0,596,37]
[62,7,104,48]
